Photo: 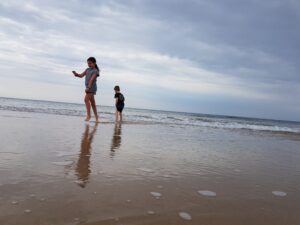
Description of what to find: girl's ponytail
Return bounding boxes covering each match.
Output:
[95,63,99,71]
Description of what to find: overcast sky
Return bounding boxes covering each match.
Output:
[0,0,300,121]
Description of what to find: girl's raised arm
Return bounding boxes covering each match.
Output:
[72,69,87,78]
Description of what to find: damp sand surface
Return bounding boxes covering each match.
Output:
[0,110,300,225]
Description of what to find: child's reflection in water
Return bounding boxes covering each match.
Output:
[75,124,97,188]
[110,123,122,158]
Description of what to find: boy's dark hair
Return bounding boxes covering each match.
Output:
[114,86,120,91]
[87,56,99,71]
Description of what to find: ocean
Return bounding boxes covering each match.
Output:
[0,97,299,134]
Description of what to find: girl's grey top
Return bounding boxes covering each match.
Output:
[85,68,99,93]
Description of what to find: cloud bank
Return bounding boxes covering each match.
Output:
[0,0,299,120]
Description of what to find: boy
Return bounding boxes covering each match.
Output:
[114,86,125,122]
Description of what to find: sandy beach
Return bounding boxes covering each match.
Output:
[0,107,299,225]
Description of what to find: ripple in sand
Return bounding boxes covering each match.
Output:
[272,191,287,197]
[198,190,217,197]
[52,161,73,166]
[137,168,155,173]
[56,151,76,157]
[150,192,162,198]
[24,209,32,214]
[179,212,192,220]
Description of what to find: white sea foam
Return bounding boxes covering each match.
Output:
[198,190,217,197]
[74,180,84,185]
[179,212,192,220]
[272,191,287,197]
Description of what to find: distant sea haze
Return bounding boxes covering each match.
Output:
[0,97,299,134]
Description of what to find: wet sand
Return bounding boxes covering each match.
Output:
[0,110,299,225]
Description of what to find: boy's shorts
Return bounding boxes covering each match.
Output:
[116,103,124,113]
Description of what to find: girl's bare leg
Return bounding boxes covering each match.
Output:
[84,94,91,121]
[89,94,99,122]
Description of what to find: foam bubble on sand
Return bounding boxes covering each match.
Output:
[30,194,36,198]
[157,185,163,189]
[39,198,45,201]
[272,191,287,197]
[150,192,162,198]
[52,161,73,166]
[198,190,217,197]
[137,168,155,173]
[179,212,192,220]
[24,209,32,214]
[74,218,80,221]
[147,210,155,215]
[11,201,18,205]
[126,199,132,203]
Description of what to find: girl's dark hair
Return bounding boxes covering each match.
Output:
[87,57,99,71]
[114,85,120,91]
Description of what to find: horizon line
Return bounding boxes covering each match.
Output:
[0,96,299,124]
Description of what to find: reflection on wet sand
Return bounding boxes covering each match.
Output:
[75,124,98,187]
[110,123,122,158]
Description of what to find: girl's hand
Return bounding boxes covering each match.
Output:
[85,87,90,93]
[72,71,78,77]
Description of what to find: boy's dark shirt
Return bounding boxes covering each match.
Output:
[114,93,125,105]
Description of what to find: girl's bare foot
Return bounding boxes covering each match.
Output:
[95,116,100,123]
[85,116,91,121]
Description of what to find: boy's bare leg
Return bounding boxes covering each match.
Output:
[84,94,91,121]
[115,111,119,122]
[119,112,122,123]
[89,94,99,122]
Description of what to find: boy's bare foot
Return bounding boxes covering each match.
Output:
[85,116,91,121]
[95,116,100,123]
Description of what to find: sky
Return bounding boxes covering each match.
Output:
[0,0,300,121]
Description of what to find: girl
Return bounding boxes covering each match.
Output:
[72,57,100,122]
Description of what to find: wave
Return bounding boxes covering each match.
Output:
[0,98,299,134]
[193,121,299,133]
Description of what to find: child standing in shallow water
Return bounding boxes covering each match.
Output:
[72,57,100,122]
[114,86,125,123]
